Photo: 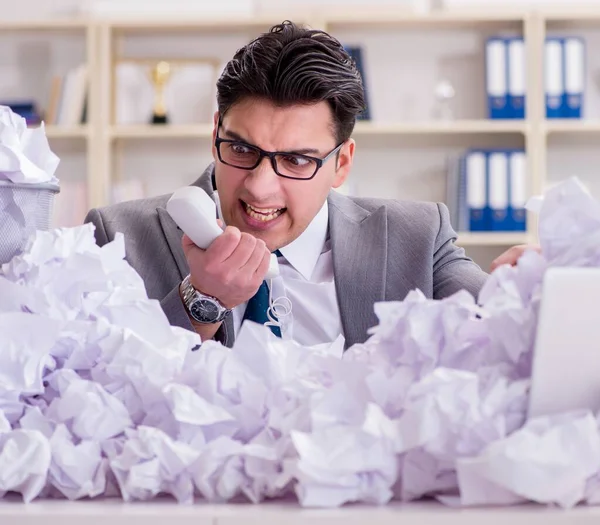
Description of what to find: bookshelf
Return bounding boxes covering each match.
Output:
[45,125,91,139]
[456,231,531,247]
[91,9,536,263]
[0,18,98,227]
[6,9,600,262]
[540,10,600,209]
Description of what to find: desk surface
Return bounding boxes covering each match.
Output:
[0,499,599,525]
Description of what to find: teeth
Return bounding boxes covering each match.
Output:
[247,208,283,222]
[247,204,282,214]
[244,202,284,222]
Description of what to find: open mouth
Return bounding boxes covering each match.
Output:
[241,200,286,222]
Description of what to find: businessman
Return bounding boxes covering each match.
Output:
[85,21,524,349]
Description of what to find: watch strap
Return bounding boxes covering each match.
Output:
[180,274,230,324]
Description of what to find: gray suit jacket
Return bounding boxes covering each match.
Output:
[85,164,488,349]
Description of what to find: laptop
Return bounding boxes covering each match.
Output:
[528,267,600,419]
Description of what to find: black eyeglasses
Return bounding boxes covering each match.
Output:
[215,125,344,181]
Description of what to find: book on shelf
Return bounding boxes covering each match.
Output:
[446,148,527,234]
[344,46,371,121]
[0,101,42,125]
[45,64,88,126]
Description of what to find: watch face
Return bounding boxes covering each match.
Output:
[190,298,221,323]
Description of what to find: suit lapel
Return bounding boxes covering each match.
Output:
[156,163,235,347]
[328,191,388,348]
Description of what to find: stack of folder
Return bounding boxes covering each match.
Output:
[447,149,527,233]
[485,36,585,119]
[486,37,526,119]
[545,37,585,119]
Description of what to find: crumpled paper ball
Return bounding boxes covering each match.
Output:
[1,177,600,508]
[0,105,59,185]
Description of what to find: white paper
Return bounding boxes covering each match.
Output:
[456,411,600,508]
[0,106,59,184]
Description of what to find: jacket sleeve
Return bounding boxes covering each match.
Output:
[84,208,110,247]
[84,207,233,347]
[432,202,489,301]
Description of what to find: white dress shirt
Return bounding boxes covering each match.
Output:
[215,194,343,346]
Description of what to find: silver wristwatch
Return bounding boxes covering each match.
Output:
[180,274,230,324]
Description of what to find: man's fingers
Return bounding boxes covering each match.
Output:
[207,226,241,261]
[255,247,272,279]
[240,240,269,278]
[490,244,541,272]
[221,232,257,270]
[182,233,199,257]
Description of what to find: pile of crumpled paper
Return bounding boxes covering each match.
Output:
[1,176,600,508]
[3,104,600,508]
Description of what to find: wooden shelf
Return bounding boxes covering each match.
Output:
[543,9,600,22]
[0,19,90,31]
[105,16,310,32]
[108,121,526,141]
[456,232,531,247]
[109,124,213,139]
[543,120,600,134]
[44,125,90,139]
[324,9,528,28]
[353,120,528,136]
[99,10,529,32]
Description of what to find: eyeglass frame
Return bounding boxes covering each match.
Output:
[214,117,345,181]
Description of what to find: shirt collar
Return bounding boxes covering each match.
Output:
[278,199,328,281]
[214,193,329,281]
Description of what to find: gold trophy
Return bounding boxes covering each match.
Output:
[150,61,171,124]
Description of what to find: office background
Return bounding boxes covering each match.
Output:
[1,0,598,270]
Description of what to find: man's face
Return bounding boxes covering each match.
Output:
[211,98,355,251]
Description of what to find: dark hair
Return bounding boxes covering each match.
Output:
[216,20,366,144]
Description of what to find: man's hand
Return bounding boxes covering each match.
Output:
[182,226,271,309]
[490,243,541,272]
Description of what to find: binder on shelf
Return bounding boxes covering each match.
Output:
[509,150,527,232]
[344,46,370,120]
[507,38,526,119]
[0,101,41,125]
[563,37,585,119]
[453,148,527,233]
[545,38,564,119]
[486,38,509,119]
[465,150,488,231]
[488,151,511,231]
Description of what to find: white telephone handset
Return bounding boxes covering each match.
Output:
[166,186,280,279]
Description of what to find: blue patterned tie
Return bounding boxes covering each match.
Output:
[242,250,282,337]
